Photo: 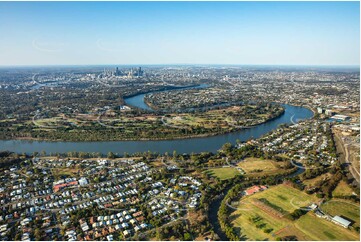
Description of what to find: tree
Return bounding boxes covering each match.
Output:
[179,168,186,175]
[221,142,233,155]
[107,152,115,159]
[118,233,124,241]
[183,232,192,241]
[156,227,164,240]
[34,228,42,240]
[14,233,21,241]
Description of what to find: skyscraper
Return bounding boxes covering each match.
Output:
[114,67,122,76]
[137,67,143,77]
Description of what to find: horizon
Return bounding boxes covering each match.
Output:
[1,64,359,74]
[0,1,360,66]
[0,63,360,67]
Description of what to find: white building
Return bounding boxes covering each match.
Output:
[332,216,352,228]
[78,177,88,186]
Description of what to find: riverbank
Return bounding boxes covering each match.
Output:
[0,104,314,155]
[122,84,204,100]
[280,101,316,117]
[1,108,285,142]
[124,84,209,111]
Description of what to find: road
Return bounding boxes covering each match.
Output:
[334,131,360,184]
[344,143,360,182]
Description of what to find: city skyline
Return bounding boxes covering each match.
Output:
[0,1,360,66]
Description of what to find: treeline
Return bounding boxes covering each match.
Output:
[26,150,165,160]
[217,184,244,241]
[0,121,243,141]
[284,208,308,221]
[0,151,25,168]
[302,163,346,198]
[258,198,287,215]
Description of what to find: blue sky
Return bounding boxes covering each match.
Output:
[0,1,359,66]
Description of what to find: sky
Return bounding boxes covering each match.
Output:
[0,1,359,66]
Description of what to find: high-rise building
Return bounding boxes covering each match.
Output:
[139,67,143,77]
[114,67,122,76]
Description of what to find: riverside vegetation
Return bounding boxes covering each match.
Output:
[0,103,284,141]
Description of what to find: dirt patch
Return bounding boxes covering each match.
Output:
[251,198,285,218]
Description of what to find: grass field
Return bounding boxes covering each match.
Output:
[51,167,80,180]
[230,184,359,241]
[34,117,63,126]
[332,180,355,197]
[166,105,279,129]
[295,213,359,241]
[303,173,331,187]
[167,111,233,129]
[205,167,240,180]
[150,159,165,168]
[231,184,317,240]
[246,184,317,213]
[237,157,288,176]
[320,199,360,227]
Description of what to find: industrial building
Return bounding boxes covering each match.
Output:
[331,216,352,228]
[330,114,351,122]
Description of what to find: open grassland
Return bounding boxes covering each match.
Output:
[229,184,359,240]
[205,167,240,180]
[332,180,356,197]
[320,199,360,227]
[246,184,317,213]
[230,184,318,240]
[33,117,65,126]
[166,106,245,129]
[150,159,165,168]
[164,105,279,128]
[302,173,331,187]
[231,201,291,241]
[237,157,289,176]
[294,213,359,241]
[166,114,225,129]
[51,167,80,180]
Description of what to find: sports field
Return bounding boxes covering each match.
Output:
[320,199,360,227]
[295,213,359,241]
[205,167,240,180]
[237,157,288,176]
[230,184,360,241]
[247,183,316,212]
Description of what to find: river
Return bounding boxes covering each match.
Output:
[1,85,312,239]
[0,85,313,155]
[124,83,209,111]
